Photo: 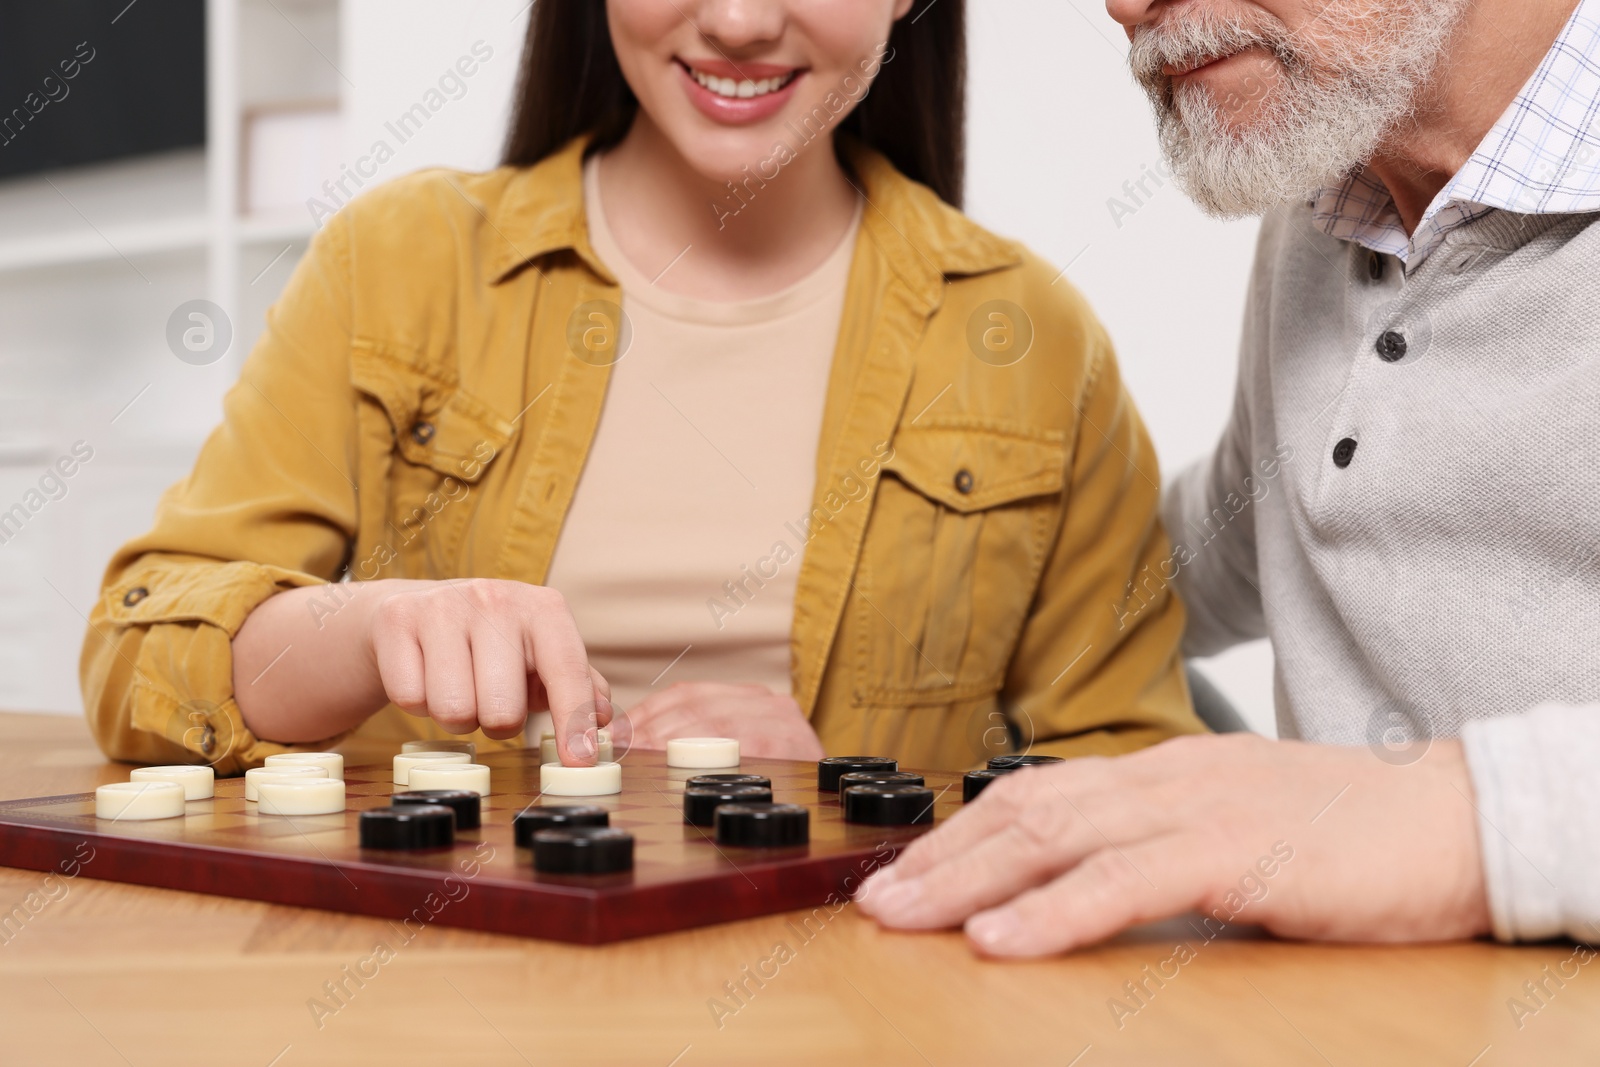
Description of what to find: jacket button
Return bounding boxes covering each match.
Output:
[122,586,149,608]
[1332,438,1358,468]
[1375,330,1407,362]
[1367,252,1385,281]
[953,469,974,494]
[410,420,435,445]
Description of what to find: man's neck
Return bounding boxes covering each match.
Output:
[1366,0,1582,234]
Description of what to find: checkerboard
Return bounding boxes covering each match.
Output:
[0,749,962,943]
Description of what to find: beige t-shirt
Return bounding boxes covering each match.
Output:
[541,159,860,717]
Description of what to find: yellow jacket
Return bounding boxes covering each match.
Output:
[80,137,1202,775]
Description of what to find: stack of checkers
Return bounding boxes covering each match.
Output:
[360,741,488,850]
[819,757,939,827]
[392,742,492,796]
[94,765,217,821]
[513,805,632,874]
[677,773,809,847]
[93,752,356,821]
[359,791,483,849]
[251,753,348,814]
[962,754,1065,801]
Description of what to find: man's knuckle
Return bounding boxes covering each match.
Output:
[1080,849,1140,895]
[987,770,1041,807]
[1015,800,1074,850]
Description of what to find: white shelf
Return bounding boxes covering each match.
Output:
[0,150,316,274]
[0,150,203,273]
[0,214,316,274]
[0,217,209,274]
[239,212,321,244]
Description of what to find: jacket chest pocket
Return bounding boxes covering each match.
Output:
[851,421,1067,704]
[349,342,513,578]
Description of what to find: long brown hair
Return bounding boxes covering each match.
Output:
[502,0,966,207]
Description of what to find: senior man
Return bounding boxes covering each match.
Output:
[857,0,1600,956]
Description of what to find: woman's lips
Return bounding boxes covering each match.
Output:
[677,58,805,125]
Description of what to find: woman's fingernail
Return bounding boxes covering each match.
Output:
[569,732,595,760]
[967,910,1020,951]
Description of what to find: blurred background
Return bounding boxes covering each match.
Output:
[0,0,1273,732]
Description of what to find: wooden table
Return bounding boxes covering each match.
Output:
[0,712,1594,1066]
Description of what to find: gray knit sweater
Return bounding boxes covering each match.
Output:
[1163,203,1600,943]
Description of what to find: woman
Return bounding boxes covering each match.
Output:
[81,0,1200,774]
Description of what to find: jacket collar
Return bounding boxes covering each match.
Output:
[485,135,1022,296]
[485,137,611,285]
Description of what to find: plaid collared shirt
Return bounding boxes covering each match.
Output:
[1310,0,1600,268]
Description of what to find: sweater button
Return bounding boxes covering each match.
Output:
[410,420,435,445]
[122,586,149,607]
[1332,438,1358,468]
[1375,331,1407,362]
[1367,252,1385,281]
[953,469,974,494]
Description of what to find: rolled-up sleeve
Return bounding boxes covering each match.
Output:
[80,214,362,773]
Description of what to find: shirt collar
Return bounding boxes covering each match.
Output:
[485,135,1022,301]
[1312,0,1600,266]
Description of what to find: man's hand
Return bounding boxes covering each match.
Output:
[854,733,1492,958]
[609,682,825,761]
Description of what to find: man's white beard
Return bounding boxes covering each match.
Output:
[1130,2,1470,218]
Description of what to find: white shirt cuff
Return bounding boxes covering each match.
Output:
[1462,703,1600,943]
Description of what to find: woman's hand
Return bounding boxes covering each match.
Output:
[608,682,825,761]
[367,579,611,757]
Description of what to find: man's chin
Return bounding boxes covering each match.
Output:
[1165,152,1333,220]
[1154,105,1359,219]
[1177,176,1290,221]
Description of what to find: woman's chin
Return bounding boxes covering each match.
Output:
[653,126,805,189]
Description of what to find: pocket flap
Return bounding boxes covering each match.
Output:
[881,419,1067,513]
[351,341,513,484]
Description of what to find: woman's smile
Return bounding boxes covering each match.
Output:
[676,57,806,124]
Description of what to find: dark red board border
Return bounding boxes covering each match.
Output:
[0,794,918,944]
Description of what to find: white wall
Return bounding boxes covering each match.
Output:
[340,0,532,184]
[964,1,1276,733]
[3,0,1277,734]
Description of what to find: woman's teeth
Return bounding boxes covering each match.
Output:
[689,69,796,99]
